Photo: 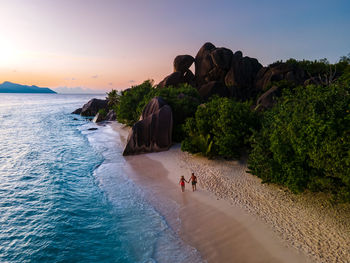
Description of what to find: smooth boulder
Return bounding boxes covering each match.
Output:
[80,98,108,117]
[183,69,195,86]
[225,55,262,100]
[92,112,104,123]
[195,42,216,86]
[141,97,168,119]
[198,81,229,100]
[255,85,281,111]
[105,110,116,121]
[123,97,173,155]
[211,47,233,70]
[157,72,185,88]
[72,108,82,114]
[195,44,236,85]
[173,55,194,73]
[93,109,116,123]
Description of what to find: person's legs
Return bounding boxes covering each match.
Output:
[192,182,196,191]
[181,185,185,192]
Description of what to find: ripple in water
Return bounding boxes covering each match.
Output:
[0,94,203,263]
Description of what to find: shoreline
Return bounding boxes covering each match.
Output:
[179,150,350,263]
[110,122,309,262]
[129,152,307,263]
[109,121,350,263]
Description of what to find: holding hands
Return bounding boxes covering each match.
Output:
[179,173,197,192]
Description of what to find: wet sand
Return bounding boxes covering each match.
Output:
[111,122,311,263]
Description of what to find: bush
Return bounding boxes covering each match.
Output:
[153,84,201,141]
[181,97,259,159]
[274,55,350,84]
[113,80,200,141]
[248,84,350,201]
[134,83,201,141]
[98,108,107,118]
[116,80,154,126]
[338,62,350,85]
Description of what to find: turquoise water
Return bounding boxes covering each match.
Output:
[0,94,202,263]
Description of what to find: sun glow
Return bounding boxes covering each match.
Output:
[0,37,22,67]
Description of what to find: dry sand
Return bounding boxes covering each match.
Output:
[110,122,350,263]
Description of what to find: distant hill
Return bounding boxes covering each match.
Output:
[0,81,57,93]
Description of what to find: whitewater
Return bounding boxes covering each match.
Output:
[0,94,202,263]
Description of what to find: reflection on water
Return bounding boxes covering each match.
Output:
[0,94,202,263]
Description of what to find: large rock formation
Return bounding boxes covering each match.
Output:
[255,63,306,91]
[194,42,262,100]
[72,98,108,117]
[155,42,309,105]
[123,97,173,155]
[71,42,314,156]
[225,54,262,100]
[211,48,233,70]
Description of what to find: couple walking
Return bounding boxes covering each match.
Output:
[179,173,197,192]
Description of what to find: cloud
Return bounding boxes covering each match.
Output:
[91,75,98,79]
[128,80,135,84]
[52,86,107,94]
[108,82,113,86]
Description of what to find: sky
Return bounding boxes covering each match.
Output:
[0,0,349,93]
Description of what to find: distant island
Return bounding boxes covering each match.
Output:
[0,81,56,93]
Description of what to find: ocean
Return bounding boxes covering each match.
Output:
[0,94,202,263]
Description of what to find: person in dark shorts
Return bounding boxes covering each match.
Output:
[179,176,188,192]
[189,172,197,192]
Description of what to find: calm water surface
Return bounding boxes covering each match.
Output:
[0,94,202,263]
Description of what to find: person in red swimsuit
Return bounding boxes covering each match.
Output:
[179,176,188,192]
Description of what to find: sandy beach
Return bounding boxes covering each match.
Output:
[111,122,350,263]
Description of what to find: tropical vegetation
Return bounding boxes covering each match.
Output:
[106,54,350,201]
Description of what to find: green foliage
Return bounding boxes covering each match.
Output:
[265,79,297,94]
[116,80,154,126]
[248,84,350,201]
[155,84,201,141]
[269,55,350,88]
[106,89,120,113]
[181,97,259,159]
[339,53,350,64]
[114,80,200,141]
[181,117,214,156]
[285,58,331,77]
[338,59,350,85]
[283,56,350,81]
[137,83,201,141]
[98,108,107,118]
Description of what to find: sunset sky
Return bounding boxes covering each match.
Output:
[1,0,349,93]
